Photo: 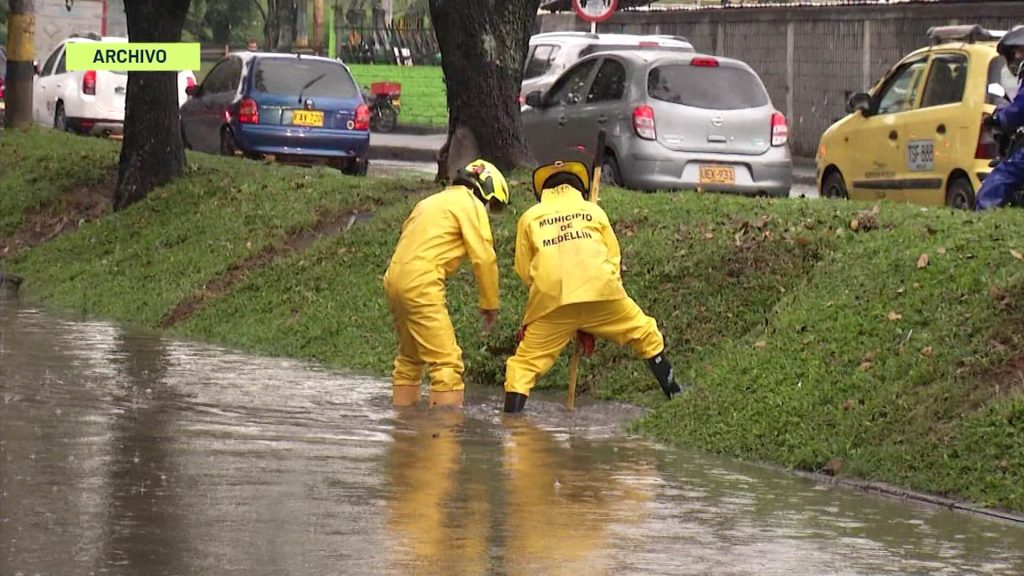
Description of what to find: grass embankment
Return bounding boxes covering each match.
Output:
[3,128,1023,512]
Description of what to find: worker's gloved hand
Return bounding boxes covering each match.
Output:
[515,325,528,345]
[576,330,595,357]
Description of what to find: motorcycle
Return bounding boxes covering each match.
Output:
[983,82,1024,206]
[363,82,401,133]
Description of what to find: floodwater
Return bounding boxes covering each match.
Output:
[2,297,1023,576]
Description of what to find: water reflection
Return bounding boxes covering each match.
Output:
[2,299,1023,576]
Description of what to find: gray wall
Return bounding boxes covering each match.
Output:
[538,2,1024,158]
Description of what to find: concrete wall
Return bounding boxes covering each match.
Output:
[32,0,127,63]
[538,2,1024,157]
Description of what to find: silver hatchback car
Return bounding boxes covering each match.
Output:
[521,50,792,196]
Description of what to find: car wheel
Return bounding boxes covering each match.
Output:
[821,169,848,199]
[341,155,369,176]
[601,154,621,187]
[376,108,397,133]
[945,174,975,210]
[53,102,68,132]
[220,128,239,157]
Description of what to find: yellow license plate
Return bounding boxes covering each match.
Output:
[392,98,400,107]
[699,165,735,185]
[292,110,324,127]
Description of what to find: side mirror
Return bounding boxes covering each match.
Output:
[846,92,872,115]
[524,90,544,108]
[185,85,199,97]
[33,61,41,75]
[987,82,1008,101]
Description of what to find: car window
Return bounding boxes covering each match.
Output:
[546,59,597,106]
[586,58,626,103]
[202,57,241,94]
[524,44,560,80]
[988,55,1020,105]
[55,50,67,75]
[875,58,928,115]
[253,58,358,98]
[647,63,769,110]
[41,45,62,76]
[920,53,968,108]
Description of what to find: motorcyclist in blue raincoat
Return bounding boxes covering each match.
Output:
[976,26,1024,210]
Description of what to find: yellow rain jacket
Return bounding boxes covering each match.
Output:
[514,184,626,326]
[386,185,499,310]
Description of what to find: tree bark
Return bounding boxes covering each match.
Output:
[312,0,324,53]
[428,0,541,180]
[275,0,296,51]
[4,0,35,128]
[113,0,192,211]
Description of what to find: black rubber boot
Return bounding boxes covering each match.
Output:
[647,352,682,399]
[503,392,528,413]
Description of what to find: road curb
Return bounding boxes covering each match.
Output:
[368,144,438,164]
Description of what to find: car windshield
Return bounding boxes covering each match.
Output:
[647,63,769,110]
[253,58,358,99]
[988,55,1019,104]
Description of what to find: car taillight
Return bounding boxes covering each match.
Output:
[186,76,196,89]
[691,57,719,67]
[976,114,997,159]
[639,41,660,47]
[771,112,788,147]
[238,97,259,124]
[82,70,96,95]
[354,103,370,131]
[0,77,5,99]
[633,105,656,140]
[517,94,525,105]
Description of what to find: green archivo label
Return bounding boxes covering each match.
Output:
[66,42,200,71]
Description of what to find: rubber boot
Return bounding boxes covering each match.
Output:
[429,389,464,408]
[503,391,528,413]
[393,385,420,407]
[647,352,682,399]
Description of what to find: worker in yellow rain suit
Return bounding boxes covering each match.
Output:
[384,159,510,408]
[502,161,683,413]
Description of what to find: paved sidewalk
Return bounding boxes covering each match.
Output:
[368,131,818,188]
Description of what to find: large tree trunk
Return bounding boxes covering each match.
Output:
[275,0,296,51]
[4,0,35,128]
[113,0,192,211]
[428,0,541,181]
[312,0,324,53]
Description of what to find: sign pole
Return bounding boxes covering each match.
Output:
[573,0,617,33]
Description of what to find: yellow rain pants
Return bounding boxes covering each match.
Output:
[384,185,499,393]
[504,184,663,396]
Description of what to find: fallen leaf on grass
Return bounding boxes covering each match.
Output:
[858,361,873,371]
[1011,249,1024,261]
[920,346,934,357]
[753,340,768,350]
[888,311,902,321]
[704,232,715,240]
[841,399,856,411]
[917,253,929,269]
[937,246,947,255]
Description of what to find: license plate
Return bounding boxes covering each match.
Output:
[292,110,324,127]
[392,98,400,107]
[699,165,735,185]
[906,139,934,172]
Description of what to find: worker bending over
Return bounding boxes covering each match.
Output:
[384,159,509,408]
[503,161,683,413]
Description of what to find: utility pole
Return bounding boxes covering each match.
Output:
[4,0,35,128]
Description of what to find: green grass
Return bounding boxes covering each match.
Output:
[4,128,1024,512]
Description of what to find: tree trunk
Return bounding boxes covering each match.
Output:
[275,0,296,51]
[428,0,540,180]
[262,0,280,50]
[312,0,324,53]
[4,0,35,128]
[114,0,192,211]
[295,0,308,47]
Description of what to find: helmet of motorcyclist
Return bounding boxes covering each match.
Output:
[532,160,592,201]
[454,159,510,210]
[997,24,1024,80]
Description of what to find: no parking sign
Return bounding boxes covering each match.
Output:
[573,0,618,24]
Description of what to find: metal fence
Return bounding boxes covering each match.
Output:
[333,25,440,66]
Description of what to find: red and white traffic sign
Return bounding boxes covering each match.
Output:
[572,0,618,23]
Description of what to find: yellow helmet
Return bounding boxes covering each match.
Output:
[455,159,510,206]
[532,160,591,200]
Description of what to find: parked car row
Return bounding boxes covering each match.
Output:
[816,24,1019,209]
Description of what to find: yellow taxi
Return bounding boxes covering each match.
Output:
[816,24,1020,209]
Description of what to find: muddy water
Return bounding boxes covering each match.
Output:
[2,298,1023,576]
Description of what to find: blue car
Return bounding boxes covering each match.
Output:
[181,52,370,175]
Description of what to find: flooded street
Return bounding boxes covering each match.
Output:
[2,297,1023,576]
